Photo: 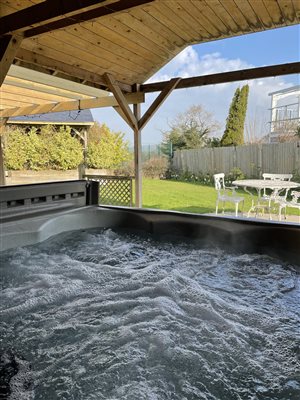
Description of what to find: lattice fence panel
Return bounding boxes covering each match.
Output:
[84,175,133,206]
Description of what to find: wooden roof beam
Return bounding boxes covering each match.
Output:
[105,73,138,130]
[141,62,300,93]
[0,1,117,35]
[0,92,145,119]
[0,34,22,86]
[138,78,181,130]
[7,65,109,99]
[0,0,154,38]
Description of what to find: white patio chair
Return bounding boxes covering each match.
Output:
[261,173,293,217]
[213,173,244,217]
[278,190,300,222]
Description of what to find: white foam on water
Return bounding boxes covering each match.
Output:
[0,228,299,400]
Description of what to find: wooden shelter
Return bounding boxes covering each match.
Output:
[0,0,299,204]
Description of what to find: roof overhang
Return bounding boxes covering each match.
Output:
[0,0,299,120]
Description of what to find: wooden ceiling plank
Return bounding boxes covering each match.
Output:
[222,0,257,30]
[164,1,212,40]
[84,20,164,64]
[0,92,145,118]
[7,64,109,99]
[249,0,274,27]
[292,0,300,21]
[47,30,149,76]
[151,2,200,42]
[0,34,23,85]
[263,0,285,25]
[104,73,138,130]
[189,0,230,36]
[103,15,172,60]
[142,4,192,42]
[63,24,154,72]
[140,62,300,92]
[24,0,155,38]
[25,35,138,78]
[112,13,177,55]
[15,48,132,92]
[22,39,139,84]
[129,8,186,49]
[277,0,298,23]
[204,0,240,33]
[138,77,181,130]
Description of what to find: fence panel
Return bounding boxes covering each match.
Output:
[236,144,260,177]
[172,142,300,177]
[83,175,133,206]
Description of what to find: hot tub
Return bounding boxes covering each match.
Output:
[1,180,299,265]
[1,181,300,399]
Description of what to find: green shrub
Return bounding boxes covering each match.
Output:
[228,167,245,181]
[114,161,135,177]
[4,125,83,170]
[4,128,28,170]
[86,123,131,169]
[142,157,169,179]
[44,126,83,170]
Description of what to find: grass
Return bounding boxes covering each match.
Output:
[140,179,254,214]
[139,179,299,218]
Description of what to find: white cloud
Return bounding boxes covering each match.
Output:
[93,46,297,144]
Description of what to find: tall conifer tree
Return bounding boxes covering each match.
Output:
[221,84,249,146]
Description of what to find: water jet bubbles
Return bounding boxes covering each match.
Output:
[1,228,300,399]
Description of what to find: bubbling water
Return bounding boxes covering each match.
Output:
[0,228,299,400]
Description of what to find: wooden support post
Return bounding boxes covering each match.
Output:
[0,34,22,86]
[133,85,142,208]
[0,118,8,186]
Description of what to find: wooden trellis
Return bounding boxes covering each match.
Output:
[84,175,133,207]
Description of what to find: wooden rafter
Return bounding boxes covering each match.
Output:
[0,0,154,38]
[3,77,92,100]
[0,92,144,118]
[141,62,300,93]
[104,73,138,130]
[0,34,22,86]
[7,65,109,99]
[138,78,181,130]
[0,1,108,36]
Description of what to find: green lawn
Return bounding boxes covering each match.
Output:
[140,179,254,214]
[138,179,299,217]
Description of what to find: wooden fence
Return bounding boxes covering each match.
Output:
[172,142,300,178]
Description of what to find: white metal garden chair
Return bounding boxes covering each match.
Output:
[278,190,300,222]
[261,173,293,218]
[213,173,244,217]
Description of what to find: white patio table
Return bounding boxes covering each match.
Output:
[232,179,300,218]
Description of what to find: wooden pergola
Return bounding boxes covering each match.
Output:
[0,0,299,206]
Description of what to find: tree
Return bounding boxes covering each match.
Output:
[86,123,131,169]
[221,84,249,146]
[161,105,220,153]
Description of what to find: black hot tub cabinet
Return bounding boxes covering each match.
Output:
[0,180,299,266]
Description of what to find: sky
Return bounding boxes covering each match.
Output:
[92,25,300,145]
